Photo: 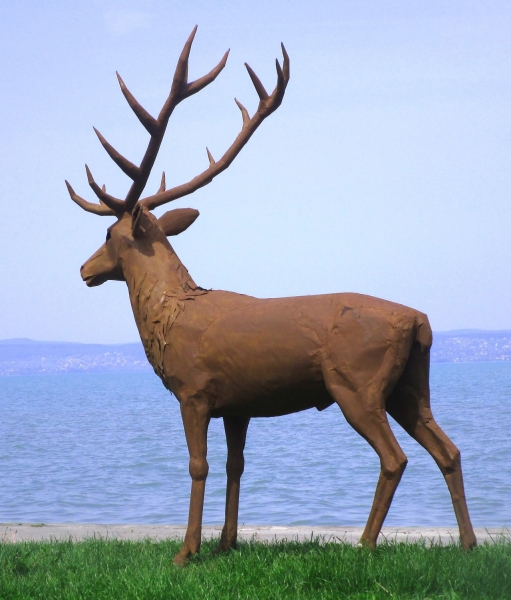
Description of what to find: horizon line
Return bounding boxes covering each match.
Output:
[3,329,511,345]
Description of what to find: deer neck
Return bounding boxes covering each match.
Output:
[121,240,203,383]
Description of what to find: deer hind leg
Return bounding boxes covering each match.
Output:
[216,415,250,553]
[324,375,408,548]
[173,397,211,566]
[386,344,477,550]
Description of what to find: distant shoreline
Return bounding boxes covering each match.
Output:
[1,331,511,375]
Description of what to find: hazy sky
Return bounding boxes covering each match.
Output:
[1,1,510,343]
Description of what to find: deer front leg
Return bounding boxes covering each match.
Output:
[216,415,250,553]
[173,398,211,566]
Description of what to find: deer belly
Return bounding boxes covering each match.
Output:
[200,303,328,416]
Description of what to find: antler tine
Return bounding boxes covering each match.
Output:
[158,171,166,193]
[85,165,125,212]
[235,98,251,126]
[172,25,198,92]
[141,44,290,211]
[65,181,116,216]
[185,49,230,98]
[93,127,141,181]
[272,44,290,106]
[244,63,269,101]
[157,25,196,123]
[281,43,290,82]
[116,72,158,135]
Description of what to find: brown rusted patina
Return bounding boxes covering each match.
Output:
[67,27,476,565]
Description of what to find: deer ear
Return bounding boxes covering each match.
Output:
[158,208,199,236]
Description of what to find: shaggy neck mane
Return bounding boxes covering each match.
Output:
[123,241,207,384]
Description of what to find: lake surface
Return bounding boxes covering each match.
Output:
[1,363,510,526]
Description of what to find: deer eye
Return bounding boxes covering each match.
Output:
[106,230,111,241]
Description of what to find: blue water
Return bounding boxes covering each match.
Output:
[1,363,510,526]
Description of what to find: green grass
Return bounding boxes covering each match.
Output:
[1,537,510,599]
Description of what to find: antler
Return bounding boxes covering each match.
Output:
[66,27,289,216]
[141,43,290,211]
[66,26,229,216]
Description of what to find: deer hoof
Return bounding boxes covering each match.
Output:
[213,541,237,555]
[461,535,477,551]
[357,537,376,550]
[173,551,190,567]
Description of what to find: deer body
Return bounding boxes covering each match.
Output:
[170,291,426,416]
[70,28,476,565]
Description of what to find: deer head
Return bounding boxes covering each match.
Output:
[66,26,289,287]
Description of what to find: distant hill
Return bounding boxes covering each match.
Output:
[0,339,151,376]
[1,330,511,375]
[432,330,511,363]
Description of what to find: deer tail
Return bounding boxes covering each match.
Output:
[416,314,433,355]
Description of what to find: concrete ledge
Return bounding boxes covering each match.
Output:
[1,524,509,545]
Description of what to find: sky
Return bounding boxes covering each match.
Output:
[0,1,510,343]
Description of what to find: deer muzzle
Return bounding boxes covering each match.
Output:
[80,244,113,287]
[80,263,108,287]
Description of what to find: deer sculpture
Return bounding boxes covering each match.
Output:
[67,27,477,565]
